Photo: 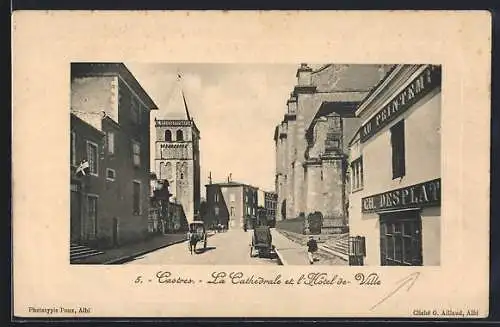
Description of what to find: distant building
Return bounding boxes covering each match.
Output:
[205,177,258,230]
[70,63,158,249]
[265,191,278,227]
[348,64,442,266]
[274,63,393,233]
[153,77,201,223]
[257,189,278,227]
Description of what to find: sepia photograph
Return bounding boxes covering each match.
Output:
[13,10,490,318]
[69,62,441,266]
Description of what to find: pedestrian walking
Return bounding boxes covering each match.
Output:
[306,236,318,264]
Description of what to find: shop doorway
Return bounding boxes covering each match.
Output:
[379,210,423,266]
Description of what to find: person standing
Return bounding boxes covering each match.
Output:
[306,236,318,264]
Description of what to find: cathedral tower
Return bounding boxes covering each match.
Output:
[153,74,201,223]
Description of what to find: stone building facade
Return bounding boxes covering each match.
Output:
[274,64,394,232]
[153,80,201,223]
[205,180,258,230]
[348,64,442,266]
[70,63,158,249]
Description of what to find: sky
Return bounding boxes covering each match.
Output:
[126,63,301,196]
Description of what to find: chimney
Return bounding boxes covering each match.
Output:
[229,173,232,182]
[209,171,212,184]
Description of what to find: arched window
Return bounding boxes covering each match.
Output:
[166,162,172,180]
[165,130,172,142]
[176,129,184,141]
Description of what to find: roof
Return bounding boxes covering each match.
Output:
[305,101,359,137]
[156,76,193,121]
[70,113,105,136]
[71,63,158,110]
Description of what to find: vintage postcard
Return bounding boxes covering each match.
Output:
[12,11,491,318]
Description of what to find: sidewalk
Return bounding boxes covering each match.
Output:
[71,233,190,264]
[271,228,310,265]
[272,228,348,265]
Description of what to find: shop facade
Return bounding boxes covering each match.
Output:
[348,64,442,266]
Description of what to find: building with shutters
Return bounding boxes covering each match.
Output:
[273,64,394,233]
[152,76,201,223]
[70,63,158,250]
[347,64,442,266]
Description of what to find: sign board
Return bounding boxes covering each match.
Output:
[361,178,441,213]
[360,65,441,143]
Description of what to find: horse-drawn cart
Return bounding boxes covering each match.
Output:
[249,226,276,258]
[187,220,207,254]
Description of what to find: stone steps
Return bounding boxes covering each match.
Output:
[70,243,104,262]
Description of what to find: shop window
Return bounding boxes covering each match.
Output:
[391,119,406,179]
[379,211,422,266]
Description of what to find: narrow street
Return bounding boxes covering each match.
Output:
[124,227,346,265]
[125,229,279,265]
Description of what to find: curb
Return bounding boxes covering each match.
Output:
[104,238,188,264]
[106,233,219,264]
[274,248,287,266]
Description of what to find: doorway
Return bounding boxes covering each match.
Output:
[379,210,423,266]
[70,186,81,243]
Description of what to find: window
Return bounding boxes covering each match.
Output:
[230,207,235,217]
[391,120,406,179]
[176,129,184,141]
[351,157,364,191]
[229,193,235,202]
[133,181,142,215]
[87,195,98,238]
[165,130,172,142]
[214,206,220,216]
[107,131,115,155]
[71,131,76,166]
[86,141,98,176]
[132,141,141,167]
[215,192,219,202]
[380,211,422,266]
[106,168,116,181]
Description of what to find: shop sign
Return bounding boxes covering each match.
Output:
[360,65,441,143]
[361,178,441,213]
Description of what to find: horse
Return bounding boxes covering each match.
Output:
[187,232,198,255]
